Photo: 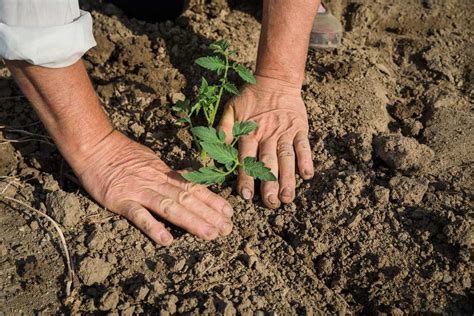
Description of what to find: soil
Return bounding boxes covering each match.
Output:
[1,0,473,314]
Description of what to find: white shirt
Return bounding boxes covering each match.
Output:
[0,0,96,68]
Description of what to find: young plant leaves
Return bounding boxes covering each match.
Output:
[171,99,190,113]
[182,167,226,185]
[179,116,191,124]
[199,77,209,95]
[191,126,223,143]
[200,142,238,164]
[243,157,277,181]
[234,64,257,84]
[217,129,226,142]
[210,40,229,53]
[232,121,257,138]
[195,56,226,71]
[223,82,240,95]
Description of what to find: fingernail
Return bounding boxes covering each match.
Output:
[267,194,280,207]
[304,169,314,178]
[159,231,173,245]
[203,225,218,240]
[219,220,233,234]
[241,187,252,200]
[222,204,234,217]
[281,187,292,198]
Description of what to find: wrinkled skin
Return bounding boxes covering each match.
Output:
[78,131,234,246]
[219,76,314,208]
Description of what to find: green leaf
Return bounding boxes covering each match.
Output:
[210,40,229,53]
[243,157,277,181]
[171,99,190,113]
[232,121,257,138]
[199,77,209,95]
[217,129,226,142]
[182,167,226,185]
[201,142,238,164]
[234,64,256,84]
[224,161,234,171]
[195,56,226,71]
[223,82,240,95]
[190,101,202,114]
[179,117,191,124]
[190,126,223,143]
[204,85,217,99]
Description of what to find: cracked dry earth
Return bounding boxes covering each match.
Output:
[0,0,472,314]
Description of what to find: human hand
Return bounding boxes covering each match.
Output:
[77,131,234,246]
[219,75,314,208]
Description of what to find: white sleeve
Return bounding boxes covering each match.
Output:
[0,0,96,68]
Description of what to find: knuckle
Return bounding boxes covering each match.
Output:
[127,207,146,223]
[159,198,175,217]
[260,153,277,164]
[242,134,257,143]
[142,220,155,235]
[185,182,199,192]
[294,137,310,149]
[178,191,193,204]
[277,143,295,158]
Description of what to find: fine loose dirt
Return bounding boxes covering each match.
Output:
[1,0,472,314]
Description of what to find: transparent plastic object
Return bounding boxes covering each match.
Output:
[309,11,343,49]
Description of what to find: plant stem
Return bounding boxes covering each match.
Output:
[209,53,229,127]
[231,137,239,147]
[224,159,240,176]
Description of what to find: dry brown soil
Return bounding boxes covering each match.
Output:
[0,0,472,314]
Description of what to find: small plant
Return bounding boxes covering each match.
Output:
[173,40,276,185]
[172,39,255,128]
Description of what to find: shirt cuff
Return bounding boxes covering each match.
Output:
[0,10,96,68]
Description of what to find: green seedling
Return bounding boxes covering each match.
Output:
[172,40,276,185]
[172,39,256,128]
[182,122,276,184]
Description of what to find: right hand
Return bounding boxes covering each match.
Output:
[76,131,234,246]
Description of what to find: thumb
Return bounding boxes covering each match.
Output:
[218,102,235,144]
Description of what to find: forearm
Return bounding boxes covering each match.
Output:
[257,0,320,87]
[5,60,114,173]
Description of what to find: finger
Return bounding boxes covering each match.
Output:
[217,101,235,144]
[155,183,233,236]
[277,135,296,204]
[259,140,280,209]
[237,135,258,200]
[139,189,220,241]
[120,200,173,246]
[190,185,234,217]
[294,131,314,179]
[168,171,234,217]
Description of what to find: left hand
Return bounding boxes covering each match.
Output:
[218,75,314,208]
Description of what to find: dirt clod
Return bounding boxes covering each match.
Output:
[86,229,108,251]
[389,176,429,206]
[374,134,435,173]
[45,190,84,227]
[99,289,121,311]
[373,185,390,205]
[78,257,113,286]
